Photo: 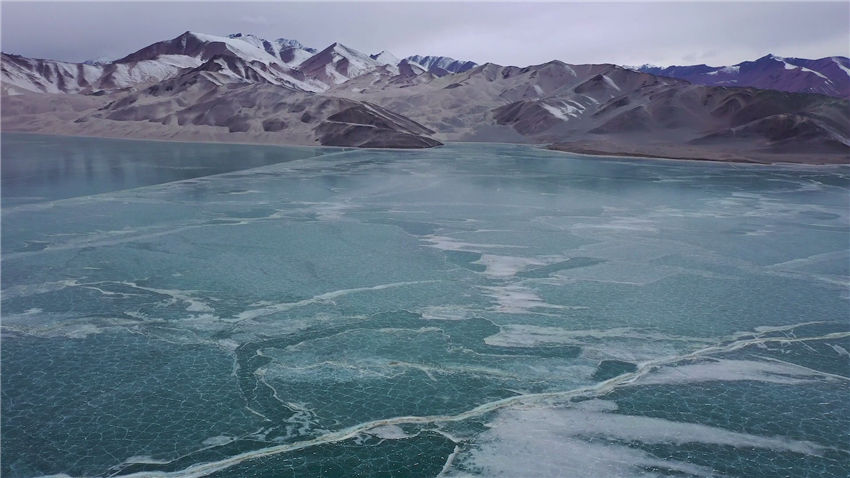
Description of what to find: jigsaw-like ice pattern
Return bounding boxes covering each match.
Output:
[2,134,848,477]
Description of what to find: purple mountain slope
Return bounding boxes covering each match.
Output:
[638,55,850,98]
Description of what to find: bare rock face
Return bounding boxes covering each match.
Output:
[74,65,442,148]
[341,60,847,162]
[298,43,390,86]
[691,113,850,154]
[316,103,441,148]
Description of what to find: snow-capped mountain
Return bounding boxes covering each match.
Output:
[370,50,401,67]
[638,55,850,98]
[0,31,392,95]
[0,49,211,95]
[406,55,477,77]
[226,33,316,66]
[1,32,300,94]
[397,59,426,77]
[3,31,494,96]
[116,31,285,66]
[2,54,100,94]
[299,42,394,85]
[111,31,326,91]
[2,31,847,160]
[83,57,113,66]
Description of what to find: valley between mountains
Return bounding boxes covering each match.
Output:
[2,31,849,163]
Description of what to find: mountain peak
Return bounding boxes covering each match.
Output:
[275,37,314,53]
[298,41,388,85]
[406,54,478,76]
[83,56,113,66]
[370,50,400,66]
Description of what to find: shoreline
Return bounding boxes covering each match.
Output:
[545,143,849,166]
[0,129,341,151]
[546,145,759,165]
[2,129,846,167]
[0,129,449,153]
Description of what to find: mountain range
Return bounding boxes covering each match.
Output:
[637,54,850,99]
[2,31,848,163]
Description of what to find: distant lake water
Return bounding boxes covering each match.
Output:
[2,133,848,477]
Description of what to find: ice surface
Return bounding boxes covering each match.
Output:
[445,403,831,478]
[2,136,848,477]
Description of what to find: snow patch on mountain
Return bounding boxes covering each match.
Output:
[370,50,401,67]
[541,99,585,121]
[406,55,478,75]
[636,54,849,97]
[601,75,621,91]
[834,57,850,79]
[227,33,317,66]
[188,32,280,64]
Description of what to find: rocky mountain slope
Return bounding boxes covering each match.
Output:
[2,32,443,148]
[330,60,848,162]
[2,32,848,161]
[225,33,317,66]
[638,55,850,98]
[406,55,478,77]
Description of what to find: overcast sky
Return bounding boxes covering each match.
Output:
[2,1,848,67]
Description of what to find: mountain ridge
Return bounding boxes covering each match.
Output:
[638,54,850,98]
[2,31,848,161]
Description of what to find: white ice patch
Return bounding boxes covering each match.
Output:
[827,343,850,358]
[63,323,107,339]
[368,424,411,440]
[420,306,473,321]
[480,285,573,314]
[637,358,825,385]
[484,325,703,362]
[202,435,234,446]
[571,216,658,233]
[235,281,432,322]
[120,282,215,314]
[122,456,173,465]
[1,279,81,299]
[217,339,241,351]
[445,403,828,477]
[299,201,352,221]
[485,325,694,348]
[572,398,619,412]
[422,235,526,252]
[474,254,543,278]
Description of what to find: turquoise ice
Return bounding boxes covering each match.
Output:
[2,134,848,477]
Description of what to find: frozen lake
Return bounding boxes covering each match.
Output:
[2,133,849,477]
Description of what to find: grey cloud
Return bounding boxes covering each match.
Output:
[240,15,272,26]
[1,2,847,66]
